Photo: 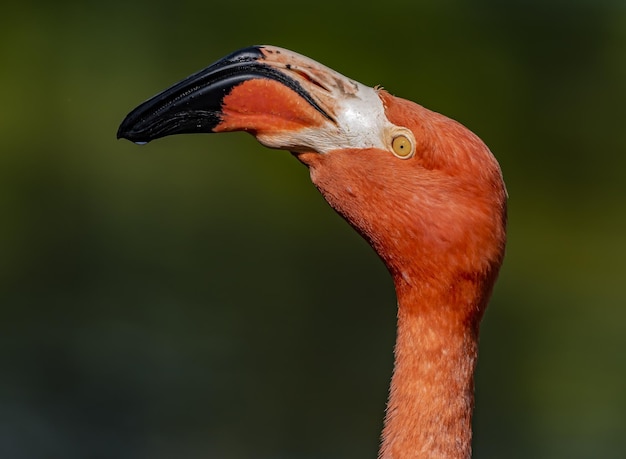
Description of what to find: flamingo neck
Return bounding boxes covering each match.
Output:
[379,284,481,459]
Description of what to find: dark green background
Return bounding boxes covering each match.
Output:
[2,1,625,458]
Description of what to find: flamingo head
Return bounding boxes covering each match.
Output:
[118,45,507,317]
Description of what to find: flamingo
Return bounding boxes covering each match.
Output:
[117,46,507,459]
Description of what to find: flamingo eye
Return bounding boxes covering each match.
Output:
[391,134,414,159]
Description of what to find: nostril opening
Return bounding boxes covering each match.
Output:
[286,66,329,92]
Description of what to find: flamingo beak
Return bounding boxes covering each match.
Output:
[117,46,333,145]
[118,46,397,155]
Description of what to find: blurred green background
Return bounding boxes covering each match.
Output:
[2,0,625,458]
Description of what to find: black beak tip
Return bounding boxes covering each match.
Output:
[116,124,128,141]
[116,117,145,143]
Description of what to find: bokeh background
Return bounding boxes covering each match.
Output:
[2,1,625,458]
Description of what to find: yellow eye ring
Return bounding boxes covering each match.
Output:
[391,134,414,159]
